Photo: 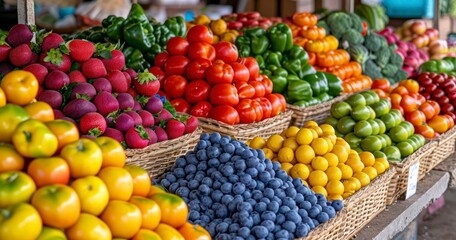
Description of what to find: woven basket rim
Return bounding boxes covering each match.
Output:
[198,110,293,130]
[286,93,350,111]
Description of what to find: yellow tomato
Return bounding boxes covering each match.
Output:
[0,70,38,105]
[129,196,161,230]
[45,119,80,151]
[124,165,151,197]
[155,223,185,240]
[150,193,188,228]
[132,229,162,240]
[210,19,227,36]
[0,87,6,107]
[94,136,126,168]
[100,200,142,239]
[97,166,133,201]
[70,176,109,216]
[65,213,112,240]
[0,144,25,173]
[36,226,66,240]
[148,185,166,197]
[24,101,54,122]
[60,139,103,178]
[0,171,36,208]
[178,222,212,240]
[12,119,58,158]
[0,203,42,240]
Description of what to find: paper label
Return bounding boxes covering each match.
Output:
[405,161,420,199]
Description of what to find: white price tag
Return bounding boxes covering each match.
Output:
[405,161,420,199]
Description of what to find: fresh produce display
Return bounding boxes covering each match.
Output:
[319,12,407,84]
[247,122,390,199]
[154,25,286,125]
[395,20,440,50]
[287,12,372,93]
[221,12,282,32]
[68,3,186,71]
[325,90,426,162]
[354,3,389,32]
[419,57,456,76]
[186,15,240,43]
[372,78,455,138]
[0,24,198,149]
[235,24,343,107]
[158,132,344,239]
[0,70,209,240]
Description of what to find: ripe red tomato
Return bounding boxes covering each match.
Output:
[164,55,190,76]
[238,57,259,81]
[428,100,441,115]
[251,100,264,122]
[256,98,272,119]
[230,62,250,83]
[442,103,454,114]
[27,157,70,187]
[400,95,419,113]
[261,77,273,95]
[414,124,435,138]
[209,84,239,106]
[206,61,234,85]
[265,94,285,117]
[148,66,167,88]
[419,101,438,120]
[405,110,426,126]
[235,99,257,123]
[214,41,239,63]
[208,105,240,125]
[171,98,191,113]
[274,93,287,112]
[249,81,266,98]
[234,82,255,99]
[185,80,211,104]
[371,79,391,93]
[166,36,189,56]
[187,25,214,44]
[186,59,211,81]
[188,42,216,62]
[164,75,188,99]
[154,52,169,68]
[190,101,213,117]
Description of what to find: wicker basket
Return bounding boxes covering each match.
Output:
[417,141,438,180]
[287,94,350,127]
[386,142,435,205]
[427,126,456,171]
[197,110,293,142]
[302,169,395,240]
[125,128,201,179]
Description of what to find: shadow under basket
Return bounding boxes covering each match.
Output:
[125,128,202,179]
[198,110,293,142]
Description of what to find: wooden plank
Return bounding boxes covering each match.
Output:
[17,0,35,25]
[434,0,440,30]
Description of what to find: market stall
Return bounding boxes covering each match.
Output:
[1,0,456,239]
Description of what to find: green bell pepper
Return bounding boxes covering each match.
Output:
[302,72,328,97]
[102,15,125,42]
[300,64,317,78]
[123,3,155,52]
[321,72,342,96]
[244,28,267,38]
[255,55,266,69]
[287,74,300,81]
[251,35,270,55]
[316,93,332,102]
[293,98,320,107]
[164,16,186,37]
[419,59,454,74]
[285,44,309,63]
[124,46,150,71]
[235,36,251,58]
[287,79,313,103]
[283,59,302,77]
[263,51,282,67]
[267,23,293,52]
[269,67,288,93]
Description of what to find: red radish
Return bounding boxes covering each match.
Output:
[62,117,77,125]
[41,33,64,52]
[68,70,87,83]
[101,49,125,72]
[63,98,97,119]
[138,110,154,127]
[71,82,97,100]
[93,91,119,116]
[154,126,168,142]
[92,78,112,93]
[0,45,11,62]
[53,109,65,119]
[81,58,107,78]
[116,93,135,110]
[38,90,63,109]
[184,115,198,134]
[125,126,150,149]
[79,112,107,136]
[9,44,32,67]
[103,127,125,142]
[155,109,173,123]
[23,64,48,84]
[107,70,128,93]
[133,100,142,111]
[404,56,419,69]
[145,96,163,114]
[0,62,14,75]
[68,40,95,62]
[165,119,185,139]
[105,116,114,126]
[125,68,138,79]
[123,72,131,87]
[145,128,157,145]
[44,70,70,90]
[6,24,33,47]
[133,70,160,96]
[40,51,71,72]
[115,113,135,133]
[126,111,142,125]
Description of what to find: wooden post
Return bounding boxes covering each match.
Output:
[343,0,354,13]
[433,0,440,30]
[17,0,35,25]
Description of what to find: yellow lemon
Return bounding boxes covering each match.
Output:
[338,163,353,179]
[323,133,337,145]
[323,137,334,152]
[349,149,358,155]
[342,192,353,199]
[311,186,328,197]
[373,161,386,174]
[266,134,284,153]
[302,180,309,187]
[353,172,371,187]
[310,126,323,137]
[311,156,329,171]
[308,170,328,187]
[296,128,313,145]
[320,124,335,135]
[290,163,310,180]
[348,177,362,191]
[346,156,364,173]
[306,164,313,172]
[295,145,315,164]
[308,128,319,139]
[326,180,344,195]
[249,136,266,149]
[311,138,329,156]
[262,148,274,160]
[304,120,318,128]
[283,138,299,151]
[335,137,351,153]
[278,147,294,163]
[325,166,342,181]
[328,194,343,201]
[342,179,356,193]
[376,157,389,169]
[359,152,375,167]
[285,126,300,138]
[331,145,348,163]
[323,152,339,167]
[281,162,294,174]
[362,166,378,180]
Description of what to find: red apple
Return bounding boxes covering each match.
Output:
[438,95,450,105]
[411,20,426,35]
[442,103,454,113]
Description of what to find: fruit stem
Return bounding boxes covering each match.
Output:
[0,209,11,219]
[23,130,32,142]
[77,140,85,151]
